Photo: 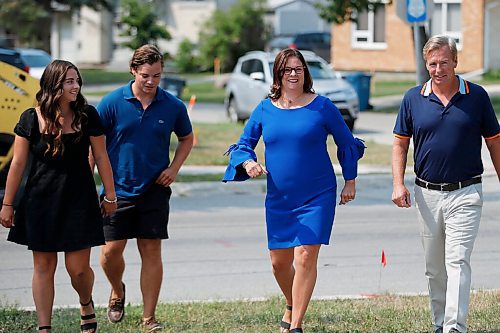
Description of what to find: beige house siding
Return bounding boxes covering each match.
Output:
[459,0,484,72]
[332,0,485,73]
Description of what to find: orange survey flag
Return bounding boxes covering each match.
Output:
[381,249,387,267]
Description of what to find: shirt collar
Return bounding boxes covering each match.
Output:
[420,75,469,97]
[123,80,165,101]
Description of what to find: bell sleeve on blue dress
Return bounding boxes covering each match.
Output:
[336,137,365,180]
[322,98,366,181]
[222,101,264,182]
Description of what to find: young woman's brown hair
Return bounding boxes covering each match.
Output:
[36,60,87,156]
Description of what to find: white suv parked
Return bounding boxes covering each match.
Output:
[225,50,359,130]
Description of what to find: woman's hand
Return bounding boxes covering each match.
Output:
[244,161,268,178]
[0,205,14,228]
[339,180,356,205]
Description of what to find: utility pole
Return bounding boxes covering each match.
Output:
[397,0,434,85]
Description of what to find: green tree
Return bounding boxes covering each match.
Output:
[315,0,382,24]
[0,0,49,49]
[175,38,199,73]
[198,0,270,72]
[0,0,112,50]
[119,0,171,51]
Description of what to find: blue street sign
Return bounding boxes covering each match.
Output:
[407,0,427,22]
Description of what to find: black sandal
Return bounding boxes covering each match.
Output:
[80,298,97,333]
[38,326,51,332]
[290,329,303,333]
[280,304,293,332]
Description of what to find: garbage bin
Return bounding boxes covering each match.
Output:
[160,76,186,99]
[344,72,372,111]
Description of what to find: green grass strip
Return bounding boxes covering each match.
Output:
[1,292,499,332]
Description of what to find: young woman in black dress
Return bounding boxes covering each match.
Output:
[0,60,117,333]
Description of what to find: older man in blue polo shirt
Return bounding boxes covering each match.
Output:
[97,44,193,332]
[392,35,499,333]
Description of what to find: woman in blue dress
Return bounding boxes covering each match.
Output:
[223,49,365,333]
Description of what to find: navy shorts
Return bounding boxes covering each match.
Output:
[103,184,172,241]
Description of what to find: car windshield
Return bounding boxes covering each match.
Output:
[269,60,335,80]
[21,53,51,67]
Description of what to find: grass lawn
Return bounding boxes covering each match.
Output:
[175,122,398,167]
[181,81,226,104]
[79,68,500,106]
[80,69,132,85]
[1,291,499,332]
[370,79,416,98]
[93,122,397,184]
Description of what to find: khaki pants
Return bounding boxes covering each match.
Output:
[414,183,483,333]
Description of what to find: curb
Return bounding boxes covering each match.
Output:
[35,288,500,312]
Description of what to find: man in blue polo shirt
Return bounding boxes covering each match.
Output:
[97,44,193,332]
[392,35,499,333]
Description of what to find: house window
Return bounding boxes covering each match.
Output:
[431,0,462,47]
[352,3,387,49]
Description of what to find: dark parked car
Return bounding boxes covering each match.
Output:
[266,32,332,62]
[267,36,294,53]
[0,47,28,72]
[290,32,331,62]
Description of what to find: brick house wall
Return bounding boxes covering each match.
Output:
[332,0,484,74]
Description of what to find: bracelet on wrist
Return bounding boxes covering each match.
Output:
[2,203,13,207]
[103,196,117,204]
[242,159,253,168]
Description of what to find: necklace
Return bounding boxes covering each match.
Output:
[280,93,303,108]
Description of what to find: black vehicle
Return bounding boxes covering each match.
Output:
[0,47,29,72]
[289,32,331,63]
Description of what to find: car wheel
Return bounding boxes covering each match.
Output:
[345,118,355,132]
[227,97,240,123]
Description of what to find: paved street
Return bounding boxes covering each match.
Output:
[1,174,499,309]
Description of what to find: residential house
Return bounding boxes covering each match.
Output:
[51,3,114,65]
[49,0,329,66]
[270,0,329,36]
[332,0,500,74]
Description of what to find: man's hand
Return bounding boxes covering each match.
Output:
[392,183,411,208]
[156,167,178,187]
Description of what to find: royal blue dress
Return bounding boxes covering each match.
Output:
[223,95,365,249]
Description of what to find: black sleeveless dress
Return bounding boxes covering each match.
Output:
[7,106,105,252]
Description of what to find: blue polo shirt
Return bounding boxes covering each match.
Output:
[97,81,192,198]
[393,76,500,183]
